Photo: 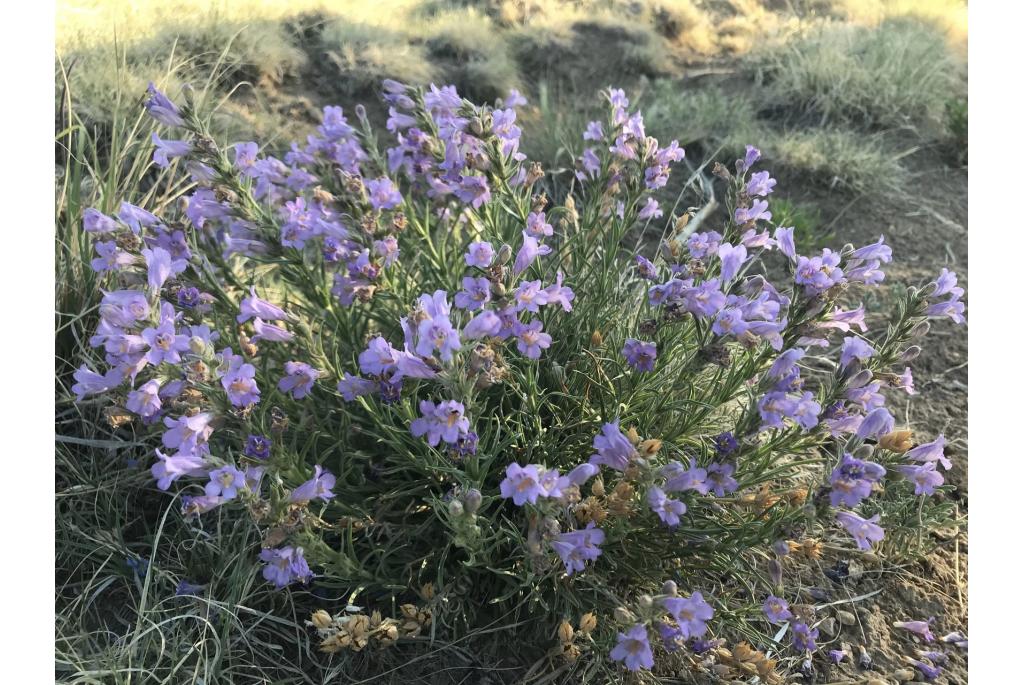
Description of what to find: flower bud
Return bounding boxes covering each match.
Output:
[879,429,914,453]
[464,488,482,514]
[768,558,783,586]
[853,444,874,460]
[448,499,464,517]
[638,594,654,611]
[311,610,332,630]
[661,580,678,596]
[492,281,507,298]
[910,320,931,339]
[613,606,636,623]
[496,244,513,265]
[189,336,208,355]
[900,345,922,362]
[355,103,367,122]
[848,369,873,388]
[590,330,603,347]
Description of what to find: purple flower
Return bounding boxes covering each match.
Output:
[454,175,491,209]
[635,255,657,280]
[525,211,553,238]
[746,170,776,196]
[259,546,312,589]
[713,432,738,456]
[930,268,964,298]
[499,463,545,505]
[141,320,189,366]
[550,522,605,575]
[237,286,287,324]
[513,319,552,359]
[830,453,886,507]
[856,407,895,440]
[465,241,495,268]
[763,595,793,624]
[290,465,336,503]
[638,197,663,220]
[358,336,398,376]
[706,462,738,496]
[151,449,208,490]
[768,348,805,381]
[118,201,159,234]
[589,421,638,471]
[791,622,819,652]
[410,399,470,447]
[583,120,604,141]
[161,412,214,455]
[90,241,134,273]
[688,231,722,259]
[83,208,121,234]
[909,658,942,681]
[222,362,261,406]
[244,434,271,460]
[905,434,951,470]
[829,649,846,664]
[610,624,654,672]
[662,591,714,639]
[205,465,247,500]
[897,462,944,495]
[151,133,192,168]
[544,270,575,311]
[774,226,796,261]
[142,247,187,293]
[512,280,549,313]
[718,243,748,281]
[622,339,656,372]
[144,82,185,127]
[850,236,893,263]
[414,292,462,362]
[126,379,162,417]
[513,231,552,275]
[735,200,771,224]
[278,361,320,399]
[839,336,875,369]
[365,177,403,210]
[337,372,377,401]
[463,310,503,339]
[925,297,965,324]
[789,391,822,431]
[737,145,761,173]
[648,486,687,525]
[662,459,709,494]
[894,618,935,642]
[836,510,885,550]
[251,318,294,344]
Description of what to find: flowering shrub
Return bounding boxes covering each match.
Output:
[72,80,965,678]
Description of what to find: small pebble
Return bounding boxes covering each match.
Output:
[893,668,916,681]
[838,610,857,625]
[819,617,838,637]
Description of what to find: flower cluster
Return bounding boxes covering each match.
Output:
[70,80,966,676]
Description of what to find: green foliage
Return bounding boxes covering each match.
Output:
[945,97,968,165]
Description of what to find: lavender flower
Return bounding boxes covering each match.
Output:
[706,463,738,496]
[465,240,495,268]
[151,449,208,490]
[290,465,336,503]
[662,459,710,494]
[648,486,687,525]
[141,320,190,366]
[737,145,761,173]
[774,226,796,260]
[513,319,551,359]
[151,133,192,168]
[856,407,895,440]
[905,434,951,470]
[635,255,657,280]
[746,170,776,196]
[244,434,271,460]
[791,622,819,652]
[126,379,162,418]
[499,463,545,505]
[410,399,470,447]
[622,339,657,372]
[836,511,885,550]
[763,595,793,624]
[839,336,875,369]
[735,200,771,224]
[278,361,320,399]
[259,546,312,589]
[662,591,714,639]
[897,462,944,495]
[718,243,748,282]
[237,287,287,324]
[205,465,247,500]
[550,523,605,575]
[589,421,638,471]
[894,617,935,642]
[713,432,738,456]
[638,197,663,220]
[513,232,551,275]
[144,82,185,127]
[610,624,654,671]
[222,362,261,406]
[829,453,886,507]
[365,177,403,210]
